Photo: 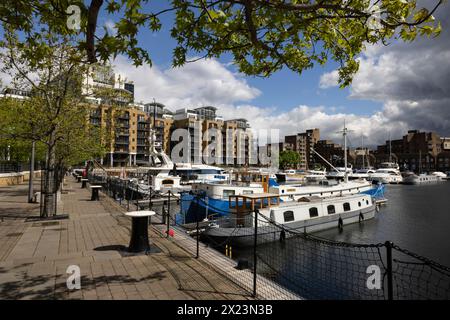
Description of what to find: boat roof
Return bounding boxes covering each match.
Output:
[231,193,279,200]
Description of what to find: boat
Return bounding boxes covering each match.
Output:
[203,193,377,246]
[178,175,384,224]
[402,173,441,185]
[269,178,379,200]
[431,171,448,180]
[326,165,353,180]
[351,168,376,180]
[275,170,305,183]
[304,169,327,182]
[178,180,266,224]
[170,163,229,184]
[370,168,403,184]
[125,126,187,195]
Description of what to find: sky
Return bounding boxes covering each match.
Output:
[2,1,449,149]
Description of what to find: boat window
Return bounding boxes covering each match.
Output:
[162,179,174,185]
[243,190,254,195]
[343,202,351,211]
[366,200,369,205]
[283,211,295,222]
[223,190,235,198]
[309,207,319,218]
[358,202,361,207]
[327,205,335,214]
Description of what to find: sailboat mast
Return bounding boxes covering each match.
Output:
[389,132,392,163]
[344,121,348,183]
[361,135,364,169]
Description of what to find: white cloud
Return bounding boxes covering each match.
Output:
[113,56,261,108]
[319,70,339,89]
[112,55,421,147]
[317,7,450,144]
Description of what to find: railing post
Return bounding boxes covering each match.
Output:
[253,209,258,297]
[166,191,171,238]
[196,216,199,259]
[385,241,394,300]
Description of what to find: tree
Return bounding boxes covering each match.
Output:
[0,29,106,217]
[0,1,444,86]
[279,150,300,169]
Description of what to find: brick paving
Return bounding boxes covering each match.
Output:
[0,177,252,300]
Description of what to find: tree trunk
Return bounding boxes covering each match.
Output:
[41,135,57,218]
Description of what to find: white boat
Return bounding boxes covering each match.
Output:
[269,178,375,201]
[304,169,327,182]
[402,173,440,185]
[431,171,448,180]
[326,165,353,179]
[127,126,186,194]
[172,163,229,184]
[370,168,403,184]
[275,170,305,182]
[203,193,377,246]
[351,168,376,180]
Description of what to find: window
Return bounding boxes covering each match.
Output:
[343,202,351,211]
[358,202,361,207]
[366,200,369,205]
[223,190,235,198]
[242,190,254,195]
[327,205,335,214]
[309,207,319,218]
[283,211,295,222]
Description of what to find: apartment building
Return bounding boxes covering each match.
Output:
[374,130,446,172]
[171,107,253,165]
[82,64,134,106]
[284,128,320,170]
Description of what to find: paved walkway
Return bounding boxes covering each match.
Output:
[0,177,252,300]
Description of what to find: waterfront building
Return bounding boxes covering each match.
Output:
[284,129,320,170]
[82,64,135,106]
[374,130,444,172]
[88,102,254,167]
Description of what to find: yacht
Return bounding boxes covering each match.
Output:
[403,173,440,185]
[171,163,229,184]
[351,168,376,180]
[326,165,353,180]
[370,163,403,184]
[203,193,376,246]
[431,171,448,180]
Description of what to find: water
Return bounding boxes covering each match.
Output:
[224,181,450,299]
[315,182,450,266]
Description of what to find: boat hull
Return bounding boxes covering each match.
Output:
[203,205,377,247]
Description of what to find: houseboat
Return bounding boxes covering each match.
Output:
[203,193,377,246]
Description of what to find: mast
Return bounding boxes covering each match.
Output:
[361,135,364,169]
[419,150,422,174]
[389,132,392,163]
[343,120,348,183]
